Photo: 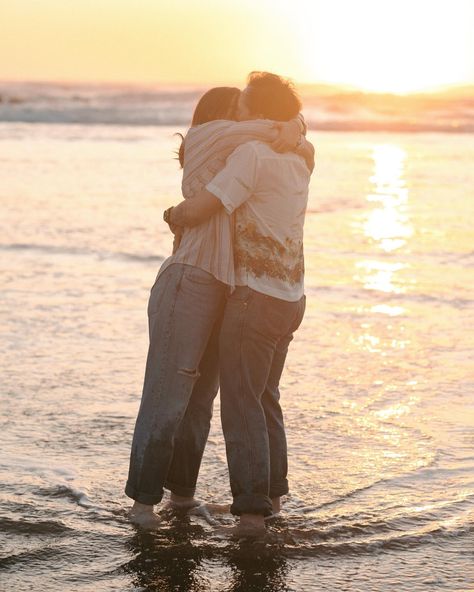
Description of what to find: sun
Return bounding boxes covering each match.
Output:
[294,0,473,93]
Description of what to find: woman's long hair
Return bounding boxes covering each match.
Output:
[177,86,240,167]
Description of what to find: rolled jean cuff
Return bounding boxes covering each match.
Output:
[125,481,164,506]
[164,480,197,498]
[230,494,273,517]
[269,479,289,499]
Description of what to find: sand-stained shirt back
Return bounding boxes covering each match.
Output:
[206,141,310,302]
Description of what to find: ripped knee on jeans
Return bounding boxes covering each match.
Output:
[177,367,200,379]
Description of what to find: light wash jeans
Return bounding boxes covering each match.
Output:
[219,286,306,516]
[125,263,226,505]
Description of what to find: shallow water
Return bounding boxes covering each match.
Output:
[1,124,473,591]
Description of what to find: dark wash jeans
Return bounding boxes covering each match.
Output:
[125,263,226,505]
[219,286,306,517]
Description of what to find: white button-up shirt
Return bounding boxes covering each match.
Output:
[207,141,310,302]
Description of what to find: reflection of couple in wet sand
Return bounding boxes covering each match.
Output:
[125,72,315,537]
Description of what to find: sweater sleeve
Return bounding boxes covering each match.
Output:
[181,115,306,199]
[209,119,278,158]
[181,120,277,198]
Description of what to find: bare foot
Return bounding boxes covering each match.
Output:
[188,504,220,526]
[234,513,266,537]
[169,493,202,510]
[129,501,162,529]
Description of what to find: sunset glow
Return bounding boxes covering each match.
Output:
[295,0,474,93]
[1,0,473,580]
[0,0,473,93]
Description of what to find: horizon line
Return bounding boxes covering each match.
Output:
[0,77,473,97]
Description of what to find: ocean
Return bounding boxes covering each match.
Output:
[1,84,473,591]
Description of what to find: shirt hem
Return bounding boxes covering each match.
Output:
[157,257,235,289]
[235,277,304,302]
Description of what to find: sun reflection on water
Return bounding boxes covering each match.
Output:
[365,144,413,253]
[355,143,414,296]
[374,399,417,420]
[350,144,416,361]
[370,304,405,316]
[355,260,406,293]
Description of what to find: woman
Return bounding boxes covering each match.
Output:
[126,86,313,528]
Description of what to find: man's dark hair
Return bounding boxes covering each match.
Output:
[245,71,302,121]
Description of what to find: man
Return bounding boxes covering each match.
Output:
[169,72,313,536]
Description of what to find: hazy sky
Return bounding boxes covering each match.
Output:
[1,0,473,92]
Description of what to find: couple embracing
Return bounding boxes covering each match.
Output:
[125,72,315,537]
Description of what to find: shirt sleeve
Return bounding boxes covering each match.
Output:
[206,143,259,214]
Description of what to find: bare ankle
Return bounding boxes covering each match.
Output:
[239,513,265,528]
[131,501,154,513]
[271,497,281,513]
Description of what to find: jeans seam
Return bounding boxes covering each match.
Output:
[154,265,185,406]
[131,266,184,503]
[236,293,254,499]
[133,265,184,503]
[148,264,173,319]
